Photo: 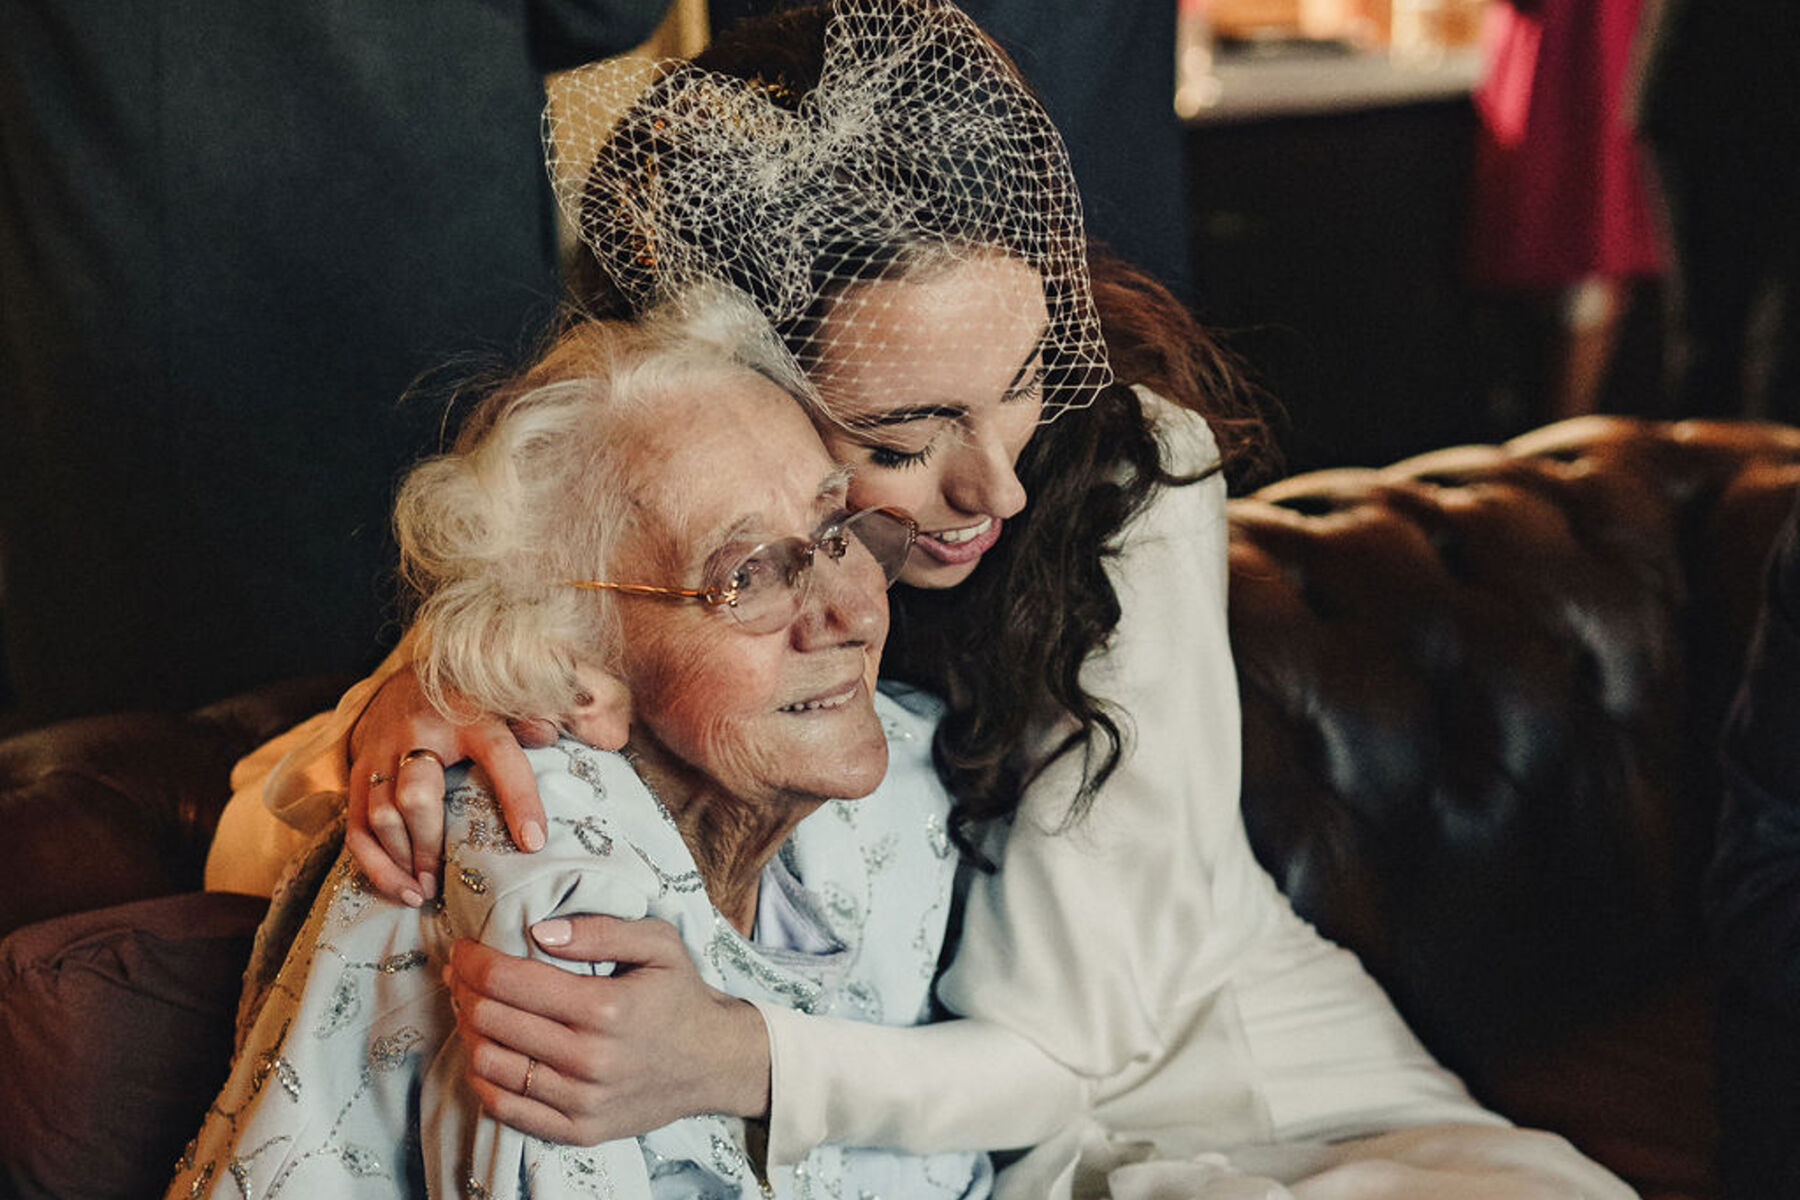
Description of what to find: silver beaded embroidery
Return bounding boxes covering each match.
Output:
[560,1145,618,1196]
[709,1131,747,1178]
[925,812,951,859]
[863,834,897,873]
[367,1026,422,1073]
[706,922,826,1014]
[177,705,978,1199]
[226,1157,252,1199]
[821,882,860,927]
[448,785,522,854]
[843,979,883,1022]
[560,743,610,795]
[375,949,428,975]
[338,1143,385,1177]
[630,841,705,895]
[558,813,615,858]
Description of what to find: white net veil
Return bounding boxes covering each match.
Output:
[545,0,1113,429]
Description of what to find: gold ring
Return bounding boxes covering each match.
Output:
[368,771,393,786]
[521,1057,538,1098]
[400,747,446,770]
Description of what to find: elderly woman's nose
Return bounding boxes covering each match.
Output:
[791,554,887,647]
[945,435,1027,521]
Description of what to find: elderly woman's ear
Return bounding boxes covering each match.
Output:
[502,663,629,751]
[559,662,633,751]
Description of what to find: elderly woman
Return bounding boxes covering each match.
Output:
[168,303,987,1199]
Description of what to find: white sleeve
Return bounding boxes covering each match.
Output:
[757,395,1236,1162]
[205,639,413,895]
[937,397,1251,1077]
[755,1003,1086,1164]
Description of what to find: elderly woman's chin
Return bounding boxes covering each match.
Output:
[776,676,891,802]
[751,641,892,803]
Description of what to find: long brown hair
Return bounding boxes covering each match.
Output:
[882,247,1274,859]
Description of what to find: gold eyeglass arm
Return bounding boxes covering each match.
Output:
[563,579,735,606]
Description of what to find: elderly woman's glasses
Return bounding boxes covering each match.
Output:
[566,507,917,635]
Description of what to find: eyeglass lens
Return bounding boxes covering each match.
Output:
[723,509,912,633]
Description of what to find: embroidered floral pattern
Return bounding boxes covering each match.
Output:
[174,692,981,1199]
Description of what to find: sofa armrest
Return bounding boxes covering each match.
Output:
[0,892,269,1199]
[0,674,351,941]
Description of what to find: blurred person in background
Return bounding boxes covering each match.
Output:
[1708,487,1800,1199]
[1635,0,1800,425]
[1466,0,1664,426]
[0,0,671,724]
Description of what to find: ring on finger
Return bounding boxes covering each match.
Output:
[401,747,446,770]
[369,771,394,786]
[522,1056,538,1099]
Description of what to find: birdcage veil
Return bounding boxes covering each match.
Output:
[545,0,1113,427]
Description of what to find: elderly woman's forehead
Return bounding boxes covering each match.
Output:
[616,379,835,542]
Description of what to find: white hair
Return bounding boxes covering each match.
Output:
[395,291,795,722]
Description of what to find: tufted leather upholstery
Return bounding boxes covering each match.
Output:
[1229,415,1800,1198]
[0,674,351,942]
[3,417,1799,1198]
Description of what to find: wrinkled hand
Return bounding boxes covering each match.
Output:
[346,666,631,904]
[445,915,771,1145]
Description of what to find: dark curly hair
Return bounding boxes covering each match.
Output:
[881,250,1274,861]
[569,1,1276,861]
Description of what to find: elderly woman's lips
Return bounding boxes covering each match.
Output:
[779,679,862,713]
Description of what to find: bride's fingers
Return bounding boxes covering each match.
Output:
[362,774,415,888]
[463,1043,579,1144]
[446,958,591,1079]
[469,1037,564,1107]
[461,724,547,854]
[394,749,448,894]
[345,774,423,904]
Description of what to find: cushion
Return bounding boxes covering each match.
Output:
[0,892,267,1199]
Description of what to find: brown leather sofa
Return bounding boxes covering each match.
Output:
[4,415,1798,1199]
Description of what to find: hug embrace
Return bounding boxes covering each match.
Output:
[187,2,1638,1197]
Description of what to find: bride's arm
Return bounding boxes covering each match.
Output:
[212,626,630,903]
[443,916,1087,1159]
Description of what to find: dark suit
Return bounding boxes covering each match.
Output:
[1712,487,1800,1198]
[0,0,669,720]
[1636,0,1800,422]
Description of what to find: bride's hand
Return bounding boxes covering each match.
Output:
[346,666,631,904]
[445,915,771,1145]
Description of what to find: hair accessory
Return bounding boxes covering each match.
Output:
[545,0,1112,426]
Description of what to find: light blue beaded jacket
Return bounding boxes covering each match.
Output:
[169,685,991,1200]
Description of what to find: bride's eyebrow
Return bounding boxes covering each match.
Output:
[842,403,965,431]
[1003,328,1050,392]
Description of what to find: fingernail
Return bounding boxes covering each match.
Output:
[419,872,437,900]
[520,821,546,853]
[401,887,424,908]
[532,918,572,947]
